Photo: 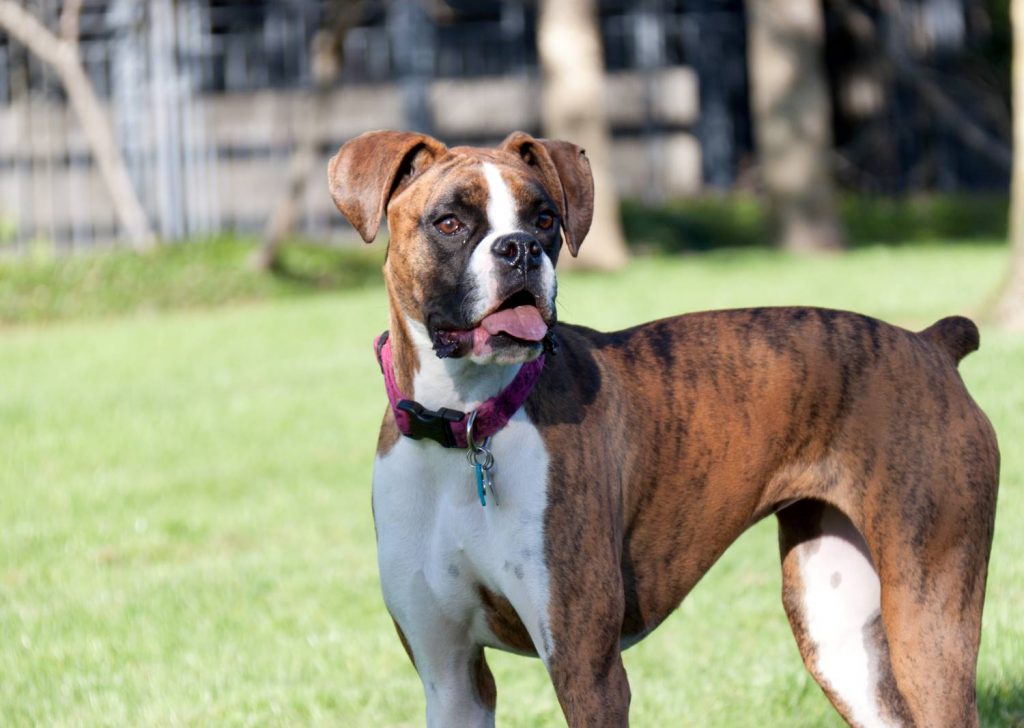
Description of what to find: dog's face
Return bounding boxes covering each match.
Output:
[328,131,594,365]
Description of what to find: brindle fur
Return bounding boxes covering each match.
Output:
[372,306,999,726]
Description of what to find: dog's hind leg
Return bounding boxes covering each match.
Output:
[860,473,996,728]
[868,540,988,728]
[777,501,909,728]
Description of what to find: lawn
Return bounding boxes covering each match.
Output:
[1,243,1021,726]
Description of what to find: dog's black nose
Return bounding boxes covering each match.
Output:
[492,234,543,271]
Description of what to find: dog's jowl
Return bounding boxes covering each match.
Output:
[328,130,999,728]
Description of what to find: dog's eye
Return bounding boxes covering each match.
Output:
[435,215,464,235]
[536,212,556,231]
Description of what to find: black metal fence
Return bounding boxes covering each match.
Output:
[0,0,1009,253]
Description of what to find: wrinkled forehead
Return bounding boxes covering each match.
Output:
[416,149,555,214]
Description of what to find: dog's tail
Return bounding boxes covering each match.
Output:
[920,316,980,365]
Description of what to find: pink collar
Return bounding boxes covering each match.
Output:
[373,331,545,448]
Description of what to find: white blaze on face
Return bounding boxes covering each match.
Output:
[465,162,556,323]
[483,162,518,235]
[466,163,517,322]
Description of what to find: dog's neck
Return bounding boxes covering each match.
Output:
[388,312,522,413]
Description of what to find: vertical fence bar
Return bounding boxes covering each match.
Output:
[0,43,15,254]
[177,0,197,237]
[200,1,219,236]
[149,0,184,240]
[14,45,30,254]
[110,0,150,248]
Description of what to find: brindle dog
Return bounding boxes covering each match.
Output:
[329,130,999,728]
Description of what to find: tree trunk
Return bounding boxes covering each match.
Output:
[994,0,1024,330]
[537,0,628,271]
[254,22,349,272]
[0,0,155,251]
[746,0,845,252]
[252,97,317,271]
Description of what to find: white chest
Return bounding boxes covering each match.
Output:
[372,411,555,662]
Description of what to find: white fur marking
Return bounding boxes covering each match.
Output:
[373,318,554,723]
[483,162,518,235]
[538,247,556,303]
[800,509,895,728]
[466,243,500,325]
[405,318,520,410]
[466,163,522,323]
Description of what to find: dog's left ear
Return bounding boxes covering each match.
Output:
[499,131,595,257]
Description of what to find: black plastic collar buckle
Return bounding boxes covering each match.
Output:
[396,399,466,448]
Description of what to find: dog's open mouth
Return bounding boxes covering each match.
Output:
[433,291,548,358]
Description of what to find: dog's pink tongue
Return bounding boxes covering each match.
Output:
[480,305,547,341]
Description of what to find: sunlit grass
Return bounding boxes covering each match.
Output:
[1,242,1020,726]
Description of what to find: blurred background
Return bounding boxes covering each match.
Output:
[0,2,1017,266]
[2,2,1024,726]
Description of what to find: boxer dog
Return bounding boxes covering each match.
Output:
[328,130,999,727]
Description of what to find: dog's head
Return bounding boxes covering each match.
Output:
[328,130,594,365]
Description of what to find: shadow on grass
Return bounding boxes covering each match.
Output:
[271,239,383,290]
[979,681,1024,727]
[622,194,1009,253]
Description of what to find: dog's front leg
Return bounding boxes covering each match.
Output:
[540,462,633,726]
[547,617,631,726]
[543,553,631,727]
[392,610,496,728]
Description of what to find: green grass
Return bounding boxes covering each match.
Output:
[1,243,1021,726]
[0,236,382,325]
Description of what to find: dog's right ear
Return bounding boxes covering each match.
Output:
[328,130,448,243]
